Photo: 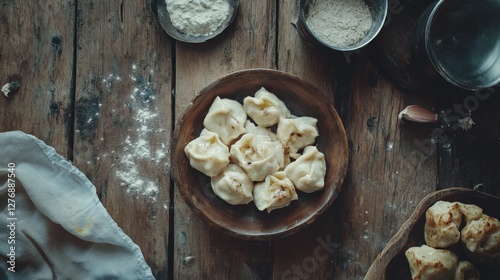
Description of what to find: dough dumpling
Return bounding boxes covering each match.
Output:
[243,87,291,127]
[405,245,458,280]
[184,129,230,177]
[277,116,319,159]
[461,214,500,263]
[230,133,283,181]
[203,96,247,145]
[244,120,278,141]
[458,202,483,223]
[453,261,480,280]
[211,164,253,205]
[253,171,298,213]
[424,201,462,248]
[284,146,326,193]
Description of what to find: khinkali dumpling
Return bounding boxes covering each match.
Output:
[277,116,318,159]
[461,214,500,263]
[243,87,291,127]
[424,201,462,248]
[284,146,326,193]
[244,120,278,141]
[211,164,253,205]
[203,96,247,145]
[244,120,291,166]
[184,129,230,177]
[253,171,298,213]
[453,261,480,280]
[405,245,458,280]
[230,133,283,181]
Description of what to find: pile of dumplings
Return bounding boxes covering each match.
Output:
[184,87,327,213]
[405,200,500,280]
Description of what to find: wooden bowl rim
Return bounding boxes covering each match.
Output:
[172,68,349,240]
[364,187,500,279]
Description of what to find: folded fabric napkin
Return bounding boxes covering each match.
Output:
[0,131,154,279]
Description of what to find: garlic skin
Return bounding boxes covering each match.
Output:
[398,105,438,124]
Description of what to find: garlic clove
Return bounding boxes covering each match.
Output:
[398,105,438,124]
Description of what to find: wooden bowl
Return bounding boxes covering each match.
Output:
[172,69,349,240]
[365,187,500,280]
[151,0,239,43]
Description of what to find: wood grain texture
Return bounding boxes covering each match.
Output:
[436,89,500,196]
[0,1,75,157]
[273,1,347,279]
[1,1,499,279]
[72,1,173,278]
[172,1,277,279]
[329,53,438,279]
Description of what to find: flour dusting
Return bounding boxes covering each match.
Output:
[102,64,168,200]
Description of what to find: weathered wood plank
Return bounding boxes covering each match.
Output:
[273,1,345,279]
[0,1,75,157]
[72,0,172,277]
[173,1,277,279]
[274,1,440,276]
[276,0,341,103]
[437,89,500,196]
[328,55,438,279]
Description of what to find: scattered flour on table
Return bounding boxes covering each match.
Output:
[166,0,230,36]
[101,64,168,201]
[305,0,373,48]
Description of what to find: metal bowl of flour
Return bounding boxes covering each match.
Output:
[152,0,239,43]
[298,0,387,52]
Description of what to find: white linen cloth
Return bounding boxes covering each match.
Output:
[0,131,154,279]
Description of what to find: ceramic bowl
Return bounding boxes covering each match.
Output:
[365,187,500,280]
[172,69,349,240]
[151,0,239,43]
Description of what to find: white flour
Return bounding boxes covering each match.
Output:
[102,65,168,201]
[305,0,373,48]
[166,0,230,36]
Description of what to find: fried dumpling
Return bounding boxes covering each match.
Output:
[184,129,230,177]
[461,214,500,264]
[453,261,480,280]
[230,133,283,181]
[458,202,483,224]
[405,245,458,280]
[203,96,247,145]
[424,201,463,248]
[253,171,298,213]
[277,116,319,159]
[243,87,291,127]
[211,164,254,205]
[284,146,326,193]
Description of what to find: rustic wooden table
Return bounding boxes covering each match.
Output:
[1,1,499,279]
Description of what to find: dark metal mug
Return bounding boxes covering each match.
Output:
[410,0,500,91]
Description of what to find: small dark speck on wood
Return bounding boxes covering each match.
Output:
[51,36,61,46]
[49,101,60,113]
[51,35,62,56]
[367,117,377,130]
